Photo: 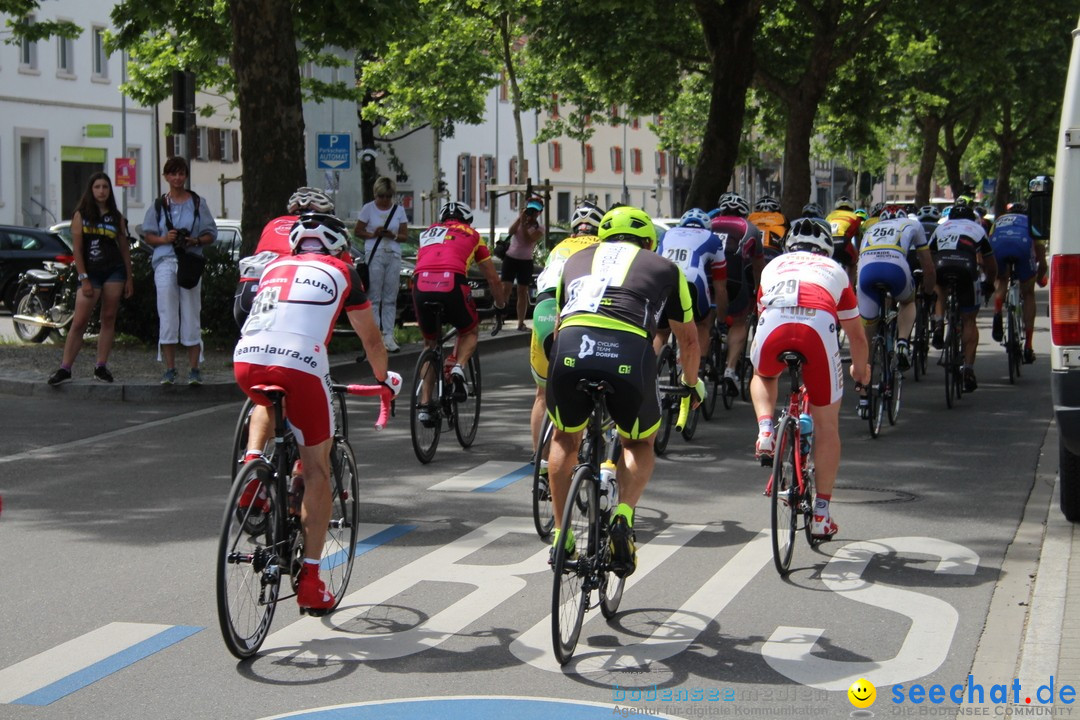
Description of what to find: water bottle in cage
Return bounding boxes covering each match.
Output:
[798,413,814,455]
[598,460,617,511]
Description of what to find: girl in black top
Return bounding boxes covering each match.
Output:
[47,172,133,385]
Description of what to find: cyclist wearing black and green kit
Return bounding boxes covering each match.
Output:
[545,205,705,578]
[528,203,604,456]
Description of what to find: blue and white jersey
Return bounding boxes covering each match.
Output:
[657,226,728,303]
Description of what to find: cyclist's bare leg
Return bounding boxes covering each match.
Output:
[297,439,333,561]
[616,435,655,511]
[897,298,916,340]
[453,326,479,369]
[750,373,779,424]
[695,311,713,365]
[652,327,671,355]
[548,427,584,531]
[725,314,750,372]
[530,386,546,453]
[809,400,841,497]
[961,310,979,366]
[1021,278,1037,348]
[246,405,272,456]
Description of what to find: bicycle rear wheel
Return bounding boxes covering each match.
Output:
[454,354,482,447]
[229,398,256,480]
[654,345,678,456]
[1007,307,1020,384]
[738,356,753,402]
[770,416,798,575]
[942,318,955,409]
[552,464,596,665]
[699,339,720,420]
[681,404,699,441]
[410,350,441,463]
[888,348,903,425]
[323,438,360,607]
[533,417,555,540]
[868,338,885,438]
[217,459,281,659]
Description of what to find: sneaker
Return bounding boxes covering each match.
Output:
[93,365,114,383]
[450,364,468,401]
[722,368,739,397]
[609,514,637,578]
[187,368,202,386]
[417,408,436,427]
[755,431,774,460]
[384,334,400,353]
[296,564,336,614]
[811,514,839,540]
[931,322,944,350]
[1024,347,1036,364]
[160,368,178,385]
[895,340,911,372]
[964,367,978,393]
[47,367,72,386]
[991,313,1004,342]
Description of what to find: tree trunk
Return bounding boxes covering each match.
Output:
[994,139,1017,216]
[499,15,526,193]
[228,0,306,256]
[914,115,941,208]
[779,96,820,219]
[685,0,763,212]
[938,108,982,200]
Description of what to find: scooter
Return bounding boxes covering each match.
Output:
[10,261,87,343]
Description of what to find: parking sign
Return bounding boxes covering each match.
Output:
[317,133,352,170]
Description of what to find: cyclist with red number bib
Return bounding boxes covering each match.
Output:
[712,192,764,398]
[234,213,402,613]
[411,201,506,424]
[750,219,870,540]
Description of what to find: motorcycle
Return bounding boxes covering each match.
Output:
[10,261,92,343]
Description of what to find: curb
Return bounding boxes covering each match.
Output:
[0,328,531,403]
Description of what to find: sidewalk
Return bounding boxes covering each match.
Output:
[0,325,530,403]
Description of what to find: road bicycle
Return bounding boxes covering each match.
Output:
[409,303,501,464]
[761,351,819,576]
[1001,261,1024,384]
[655,333,699,453]
[216,382,393,659]
[865,283,902,438]
[230,389,348,480]
[698,316,724,420]
[550,378,676,665]
[735,312,756,403]
[910,269,933,381]
[939,275,965,409]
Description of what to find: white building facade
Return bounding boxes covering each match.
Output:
[0,1,156,227]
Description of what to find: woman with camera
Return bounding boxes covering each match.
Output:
[141,156,218,385]
[502,197,544,331]
[353,176,408,352]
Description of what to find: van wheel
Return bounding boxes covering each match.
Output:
[1061,442,1080,522]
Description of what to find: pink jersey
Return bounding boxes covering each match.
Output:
[239,253,369,347]
[413,220,492,275]
[756,251,858,322]
[254,215,297,256]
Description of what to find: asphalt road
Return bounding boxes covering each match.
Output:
[0,313,1055,720]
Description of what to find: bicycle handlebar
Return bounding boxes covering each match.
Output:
[332,384,395,430]
[477,305,503,337]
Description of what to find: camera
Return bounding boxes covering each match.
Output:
[173,228,191,248]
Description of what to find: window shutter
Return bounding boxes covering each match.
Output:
[231,130,240,163]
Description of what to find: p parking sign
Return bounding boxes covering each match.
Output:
[317,133,351,170]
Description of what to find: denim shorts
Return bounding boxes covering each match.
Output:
[87,265,127,289]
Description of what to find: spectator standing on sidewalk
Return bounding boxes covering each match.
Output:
[502,197,544,331]
[141,156,218,386]
[353,176,409,352]
[47,172,134,385]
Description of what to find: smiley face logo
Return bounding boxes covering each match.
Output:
[848,678,876,708]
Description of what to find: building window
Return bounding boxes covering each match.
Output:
[631,148,643,175]
[92,27,108,78]
[557,192,570,223]
[585,144,595,173]
[891,173,899,185]
[57,34,74,75]
[631,117,640,130]
[656,151,667,176]
[610,147,623,173]
[126,147,143,204]
[548,142,562,171]
[19,17,38,70]
[478,155,494,210]
[457,153,473,204]
[905,174,913,185]
[195,127,209,161]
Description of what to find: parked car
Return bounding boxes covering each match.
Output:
[0,225,74,311]
[132,218,242,260]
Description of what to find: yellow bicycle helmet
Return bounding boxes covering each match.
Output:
[598,205,657,251]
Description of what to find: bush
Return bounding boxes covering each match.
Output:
[116,247,240,348]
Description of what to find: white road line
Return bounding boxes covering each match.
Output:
[428,461,529,492]
[0,403,235,466]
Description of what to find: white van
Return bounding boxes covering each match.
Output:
[1050,15,1080,520]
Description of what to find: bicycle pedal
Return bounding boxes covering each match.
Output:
[760,456,773,468]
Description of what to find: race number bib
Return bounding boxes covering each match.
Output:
[761,277,800,308]
[419,227,449,247]
[561,275,610,316]
[242,286,281,334]
[935,234,960,251]
[663,246,692,269]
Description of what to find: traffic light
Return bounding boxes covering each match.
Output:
[171,70,196,135]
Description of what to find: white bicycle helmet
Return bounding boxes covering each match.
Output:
[878,205,906,221]
[834,195,855,211]
[717,192,750,217]
[679,208,711,228]
[801,202,825,218]
[570,202,604,233]
[754,195,781,213]
[917,205,941,221]
[287,187,335,214]
[785,218,832,255]
[288,212,349,254]
[439,201,473,224]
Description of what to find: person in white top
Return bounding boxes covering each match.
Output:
[353,176,409,352]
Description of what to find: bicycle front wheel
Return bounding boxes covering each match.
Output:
[654,345,678,456]
[217,459,281,659]
[888,349,903,425]
[699,342,719,420]
[410,349,441,463]
[454,353,482,448]
[868,338,885,438]
[323,438,361,607]
[552,464,596,665]
[770,416,798,575]
[1007,308,1020,384]
[533,417,555,540]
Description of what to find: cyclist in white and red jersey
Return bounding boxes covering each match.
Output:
[234,213,402,613]
[750,219,870,540]
[712,192,764,397]
[412,201,506,422]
